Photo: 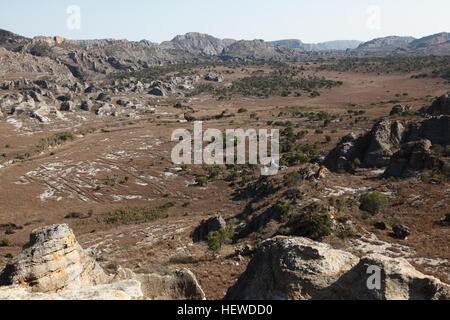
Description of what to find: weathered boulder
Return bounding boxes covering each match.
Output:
[225,237,359,300]
[324,133,360,172]
[192,215,226,242]
[390,104,411,116]
[0,280,144,300]
[363,119,406,167]
[329,254,449,300]
[204,72,223,82]
[0,224,111,293]
[60,101,75,112]
[148,86,167,97]
[96,103,115,116]
[80,100,93,111]
[420,93,450,116]
[416,116,450,146]
[325,119,419,172]
[392,224,411,240]
[96,92,111,102]
[225,236,450,300]
[0,224,206,300]
[113,267,206,300]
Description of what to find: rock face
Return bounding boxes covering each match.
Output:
[204,72,223,82]
[390,104,411,116]
[192,215,227,242]
[420,93,450,116]
[0,224,205,300]
[225,236,450,300]
[324,133,360,172]
[0,224,110,293]
[225,237,359,300]
[363,119,406,167]
[160,32,235,56]
[325,96,450,175]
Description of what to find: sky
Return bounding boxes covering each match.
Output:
[0,0,449,43]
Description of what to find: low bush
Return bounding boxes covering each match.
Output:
[359,192,389,215]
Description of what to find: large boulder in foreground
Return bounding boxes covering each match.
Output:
[0,224,205,300]
[225,237,359,300]
[225,236,450,300]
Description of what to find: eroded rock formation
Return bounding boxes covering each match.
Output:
[225,236,450,300]
[0,224,205,300]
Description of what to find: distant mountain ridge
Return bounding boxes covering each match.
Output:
[269,39,363,51]
[355,32,450,54]
[0,29,449,80]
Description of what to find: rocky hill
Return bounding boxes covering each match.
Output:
[220,39,302,61]
[356,32,450,55]
[160,32,236,56]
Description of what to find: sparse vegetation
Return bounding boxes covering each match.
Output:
[101,204,173,225]
[0,239,12,247]
[36,132,74,152]
[207,229,233,253]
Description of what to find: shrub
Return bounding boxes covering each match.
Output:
[359,192,389,215]
[101,205,170,225]
[272,202,291,220]
[283,172,302,187]
[237,108,248,113]
[0,239,12,247]
[195,176,209,187]
[207,229,233,253]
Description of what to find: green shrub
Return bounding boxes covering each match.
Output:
[207,229,233,253]
[359,192,389,215]
[289,214,333,240]
[272,202,291,220]
[101,205,170,225]
[0,239,12,247]
[283,172,302,187]
[195,176,209,187]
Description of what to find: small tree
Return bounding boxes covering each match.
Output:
[359,192,389,215]
[207,229,233,253]
[291,214,333,240]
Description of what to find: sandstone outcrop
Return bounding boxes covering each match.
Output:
[0,224,205,300]
[383,139,441,178]
[225,236,450,300]
[192,215,227,242]
[325,96,450,175]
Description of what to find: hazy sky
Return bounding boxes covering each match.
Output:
[1,0,449,43]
